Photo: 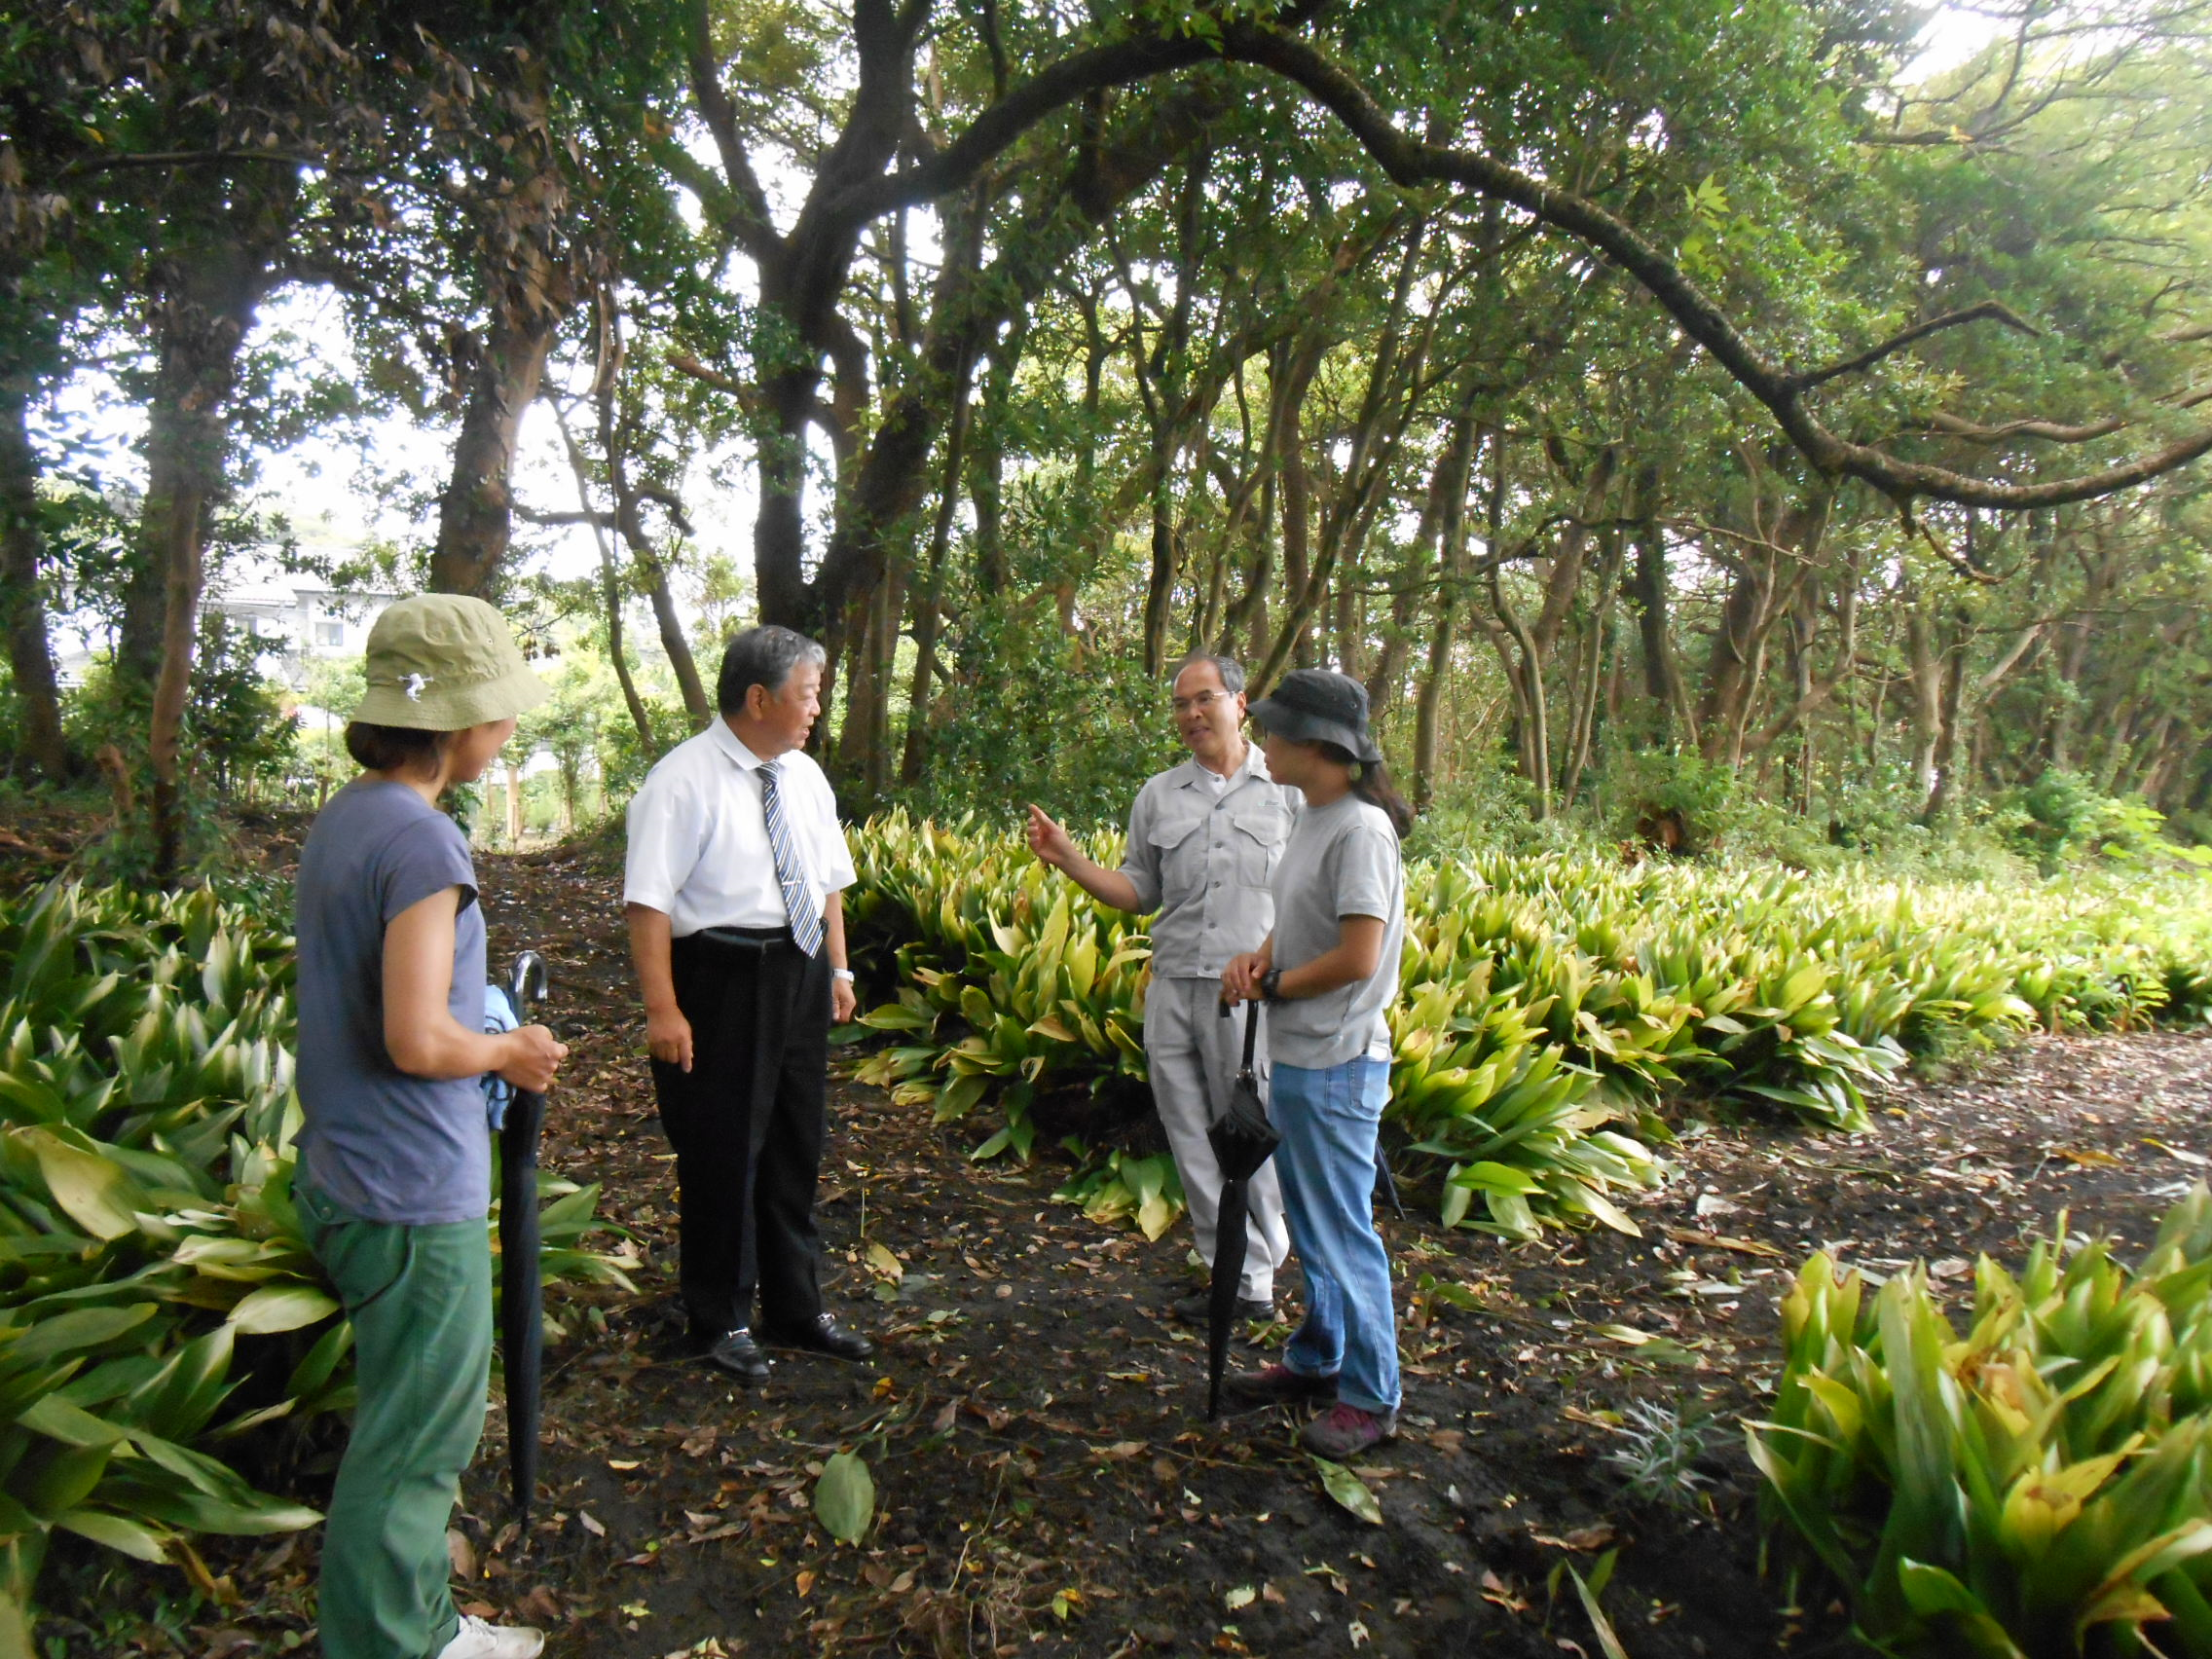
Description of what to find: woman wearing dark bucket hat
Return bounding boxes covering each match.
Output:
[292,595,569,1659]
[1219,669,1412,1458]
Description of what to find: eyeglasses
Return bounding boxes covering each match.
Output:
[1172,690,1235,715]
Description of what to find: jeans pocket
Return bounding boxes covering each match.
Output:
[1320,1058,1386,1126]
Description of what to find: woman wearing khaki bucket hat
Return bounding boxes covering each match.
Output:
[292,595,568,1659]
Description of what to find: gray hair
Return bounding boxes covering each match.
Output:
[1171,652,1245,697]
[718,624,826,712]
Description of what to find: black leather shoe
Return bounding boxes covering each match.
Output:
[697,1328,772,1382]
[760,1313,873,1363]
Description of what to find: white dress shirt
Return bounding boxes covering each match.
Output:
[623,719,857,937]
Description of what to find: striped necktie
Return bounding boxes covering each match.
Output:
[760,758,823,957]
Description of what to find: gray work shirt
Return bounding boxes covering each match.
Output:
[1267,794,1406,1071]
[1118,746,1300,980]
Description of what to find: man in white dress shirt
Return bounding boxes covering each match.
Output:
[1026,654,1297,1324]
[624,626,870,1382]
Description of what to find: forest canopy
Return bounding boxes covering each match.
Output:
[2,0,2208,870]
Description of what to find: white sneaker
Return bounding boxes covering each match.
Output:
[436,1614,546,1659]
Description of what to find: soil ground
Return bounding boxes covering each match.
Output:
[33,829,2212,1659]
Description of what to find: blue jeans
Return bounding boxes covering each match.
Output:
[1272,1057,1400,1414]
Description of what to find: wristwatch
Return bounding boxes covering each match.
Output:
[1259,968,1285,1003]
[831,968,855,982]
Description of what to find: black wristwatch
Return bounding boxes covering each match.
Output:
[1260,968,1285,1003]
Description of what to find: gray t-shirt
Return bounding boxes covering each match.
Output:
[1267,795,1405,1070]
[294,778,490,1225]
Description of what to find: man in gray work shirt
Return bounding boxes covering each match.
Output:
[1027,653,1296,1321]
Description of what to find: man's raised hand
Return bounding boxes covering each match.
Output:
[1026,804,1074,869]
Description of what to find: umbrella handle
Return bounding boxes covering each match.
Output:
[1213,997,1263,1073]
[508,951,548,1027]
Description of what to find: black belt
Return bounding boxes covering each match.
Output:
[690,925,795,953]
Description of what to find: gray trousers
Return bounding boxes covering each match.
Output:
[1145,976,1291,1302]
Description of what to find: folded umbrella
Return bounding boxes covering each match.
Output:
[1206,998,1281,1419]
[497,950,549,1523]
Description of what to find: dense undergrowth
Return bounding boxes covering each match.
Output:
[4,815,2210,1641]
[1754,1187,2212,1657]
[0,883,633,1629]
[844,813,2212,1240]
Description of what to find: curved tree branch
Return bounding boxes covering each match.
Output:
[1790,302,2040,392]
[1213,23,2212,513]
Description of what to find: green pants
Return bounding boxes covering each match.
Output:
[300,1182,492,1659]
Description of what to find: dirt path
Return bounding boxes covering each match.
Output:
[67,839,2212,1659]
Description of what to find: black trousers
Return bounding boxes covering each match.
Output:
[652,930,831,1337]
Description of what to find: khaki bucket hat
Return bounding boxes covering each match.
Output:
[352,594,550,731]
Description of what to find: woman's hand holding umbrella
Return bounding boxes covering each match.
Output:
[496,1023,566,1092]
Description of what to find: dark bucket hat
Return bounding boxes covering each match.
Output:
[1248,669,1383,765]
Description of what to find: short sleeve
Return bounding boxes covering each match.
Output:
[811,766,858,893]
[378,812,476,924]
[623,763,700,913]
[1118,783,1162,914]
[1331,822,1399,922]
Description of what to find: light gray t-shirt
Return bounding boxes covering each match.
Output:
[294,778,490,1226]
[1267,794,1405,1070]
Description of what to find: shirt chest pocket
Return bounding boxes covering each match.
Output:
[1149,815,1207,896]
[1228,808,1289,887]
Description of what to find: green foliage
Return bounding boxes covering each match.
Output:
[846,815,2212,1239]
[899,607,1177,830]
[1052,1142,1186,1242]
[1604,1400,1715,1510]
[848,814,1154,1164]
[2009,770,2212,876]
[1750,1189,2212,1657]
[812,1451,874,1546]
[0,882,634,1610]
[844,814,1667,1239]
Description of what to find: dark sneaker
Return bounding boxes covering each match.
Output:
[1298,1401,1399,1458]
[1170,1291,1274,1326]
[1220,1363,1338,1412]
[760,1313,874,1363]
[697,1328,772,1382]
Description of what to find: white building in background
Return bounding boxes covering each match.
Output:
[199,576,401,690]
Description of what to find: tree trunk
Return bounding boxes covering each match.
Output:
[1697,480,1831,768]
[1904,597,1945,809]
[0,373,70,779]
[587,301,711,730]
[428,306,561,599]
[1559,531,1624,806]
[641,554,711,730]
[968,324,1025,597]
[1222,329,1321,660]
[901,349,977,788]
[1627,470,1692,748]
[866,555,903,796]
[141,239,270,881]
[557,407,657,754]
[1413,417,1486,811]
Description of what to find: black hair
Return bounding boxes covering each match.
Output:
[1317,742,1416,838]
[344,721,445,774]
[719,624,827,715]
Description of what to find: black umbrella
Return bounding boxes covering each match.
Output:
[1374,1147,1406,1218]
[1206,998,1282,1419]
[498,950,549,1523]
